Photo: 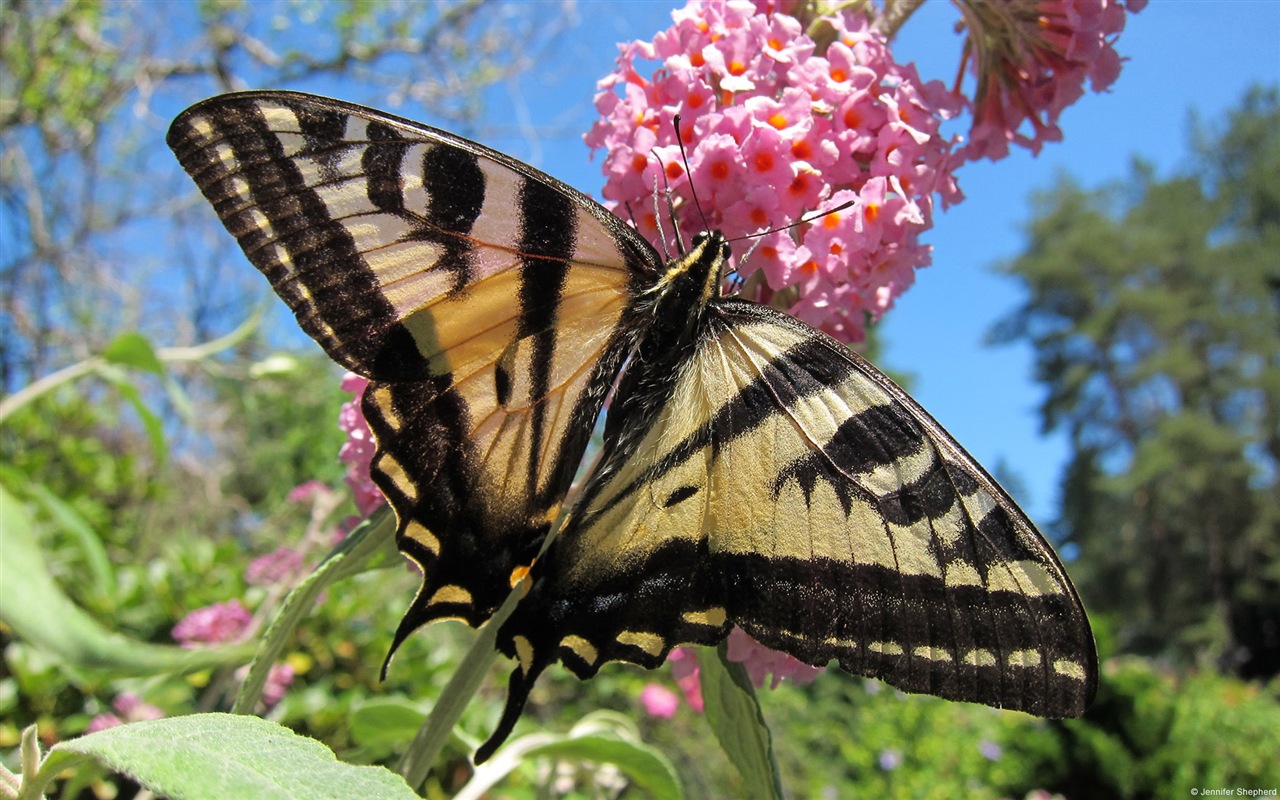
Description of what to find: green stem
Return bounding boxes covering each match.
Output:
[876,0,927,39]
[0,310,261,423]
[233,508,399,714]
[396,582,524,791]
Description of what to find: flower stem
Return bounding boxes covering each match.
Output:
[877,0,927,39]
[396,581,524,791]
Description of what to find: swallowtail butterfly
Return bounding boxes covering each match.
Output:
[168,91,1097,762]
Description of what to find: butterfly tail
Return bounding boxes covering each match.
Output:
[474,656,552,764]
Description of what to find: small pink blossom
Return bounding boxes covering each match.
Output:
[261,663,296,709]
[338,372,384,516]
[111,692,164,721]
[86,693,165,732]
[955,0,1144,161]
[234,662,296,711]
[85,713,122,733]
[724,627,823,688]
[245,546,305,586]
[640,683,680,718]
[668,647,704,713]
[172,599,251,647]
[287,480,332,504]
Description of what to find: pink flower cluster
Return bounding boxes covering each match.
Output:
[234,662,296,711]
[957,0,1145,160]
[585,0,964,341]
[85,692,165,733]
[338,373,384,516]
[724,627,822,688]
[639,648,705,718]
[245,545,305,586]
[171,599,251,647]
[641,636,820,718]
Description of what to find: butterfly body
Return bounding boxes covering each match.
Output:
[168,91,1096,763]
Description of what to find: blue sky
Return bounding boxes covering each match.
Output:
[242,2,1280,525]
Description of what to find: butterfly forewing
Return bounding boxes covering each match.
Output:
[167,91,660,631]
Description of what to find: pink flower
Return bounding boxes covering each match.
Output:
[86,692,165,732]
[640,683,680,718]
[668,647,704,713]
[172,599,252,647]
[112,692,164,721]
[85,714,122,733]
[234,661,297,711]
[287,480,333,504]
[261,663,296,709]
[245,546,305,586]
[955,0,1144,161]
[338,372,384,516]
[586,0,964,340]
[724,627,823,688]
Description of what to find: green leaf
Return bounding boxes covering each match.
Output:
[101,331,165,375]
[97,363,168,463]
[0,485,252,676]
[698,645,784,800]
[520,734,683,800]
[24,481,116,600]
[350,698,430,757]
[460,712,682,800]
[28,714,419,800]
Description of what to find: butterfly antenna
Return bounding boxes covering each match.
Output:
[651,151,685,255]
[726,198,858,244]
[726,198,858,287]
[673,114,711,235]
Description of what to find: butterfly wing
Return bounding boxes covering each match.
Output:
[486,297,1095,758]
[168,91,660,637]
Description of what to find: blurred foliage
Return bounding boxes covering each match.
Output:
[991,85,1280,679]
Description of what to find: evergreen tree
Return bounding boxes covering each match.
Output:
[991,87,1280,678]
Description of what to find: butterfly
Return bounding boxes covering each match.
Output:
[168,91,1097,762]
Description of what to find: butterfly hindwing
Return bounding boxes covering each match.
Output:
[167,91,662,632]
[488,296,1095,757]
